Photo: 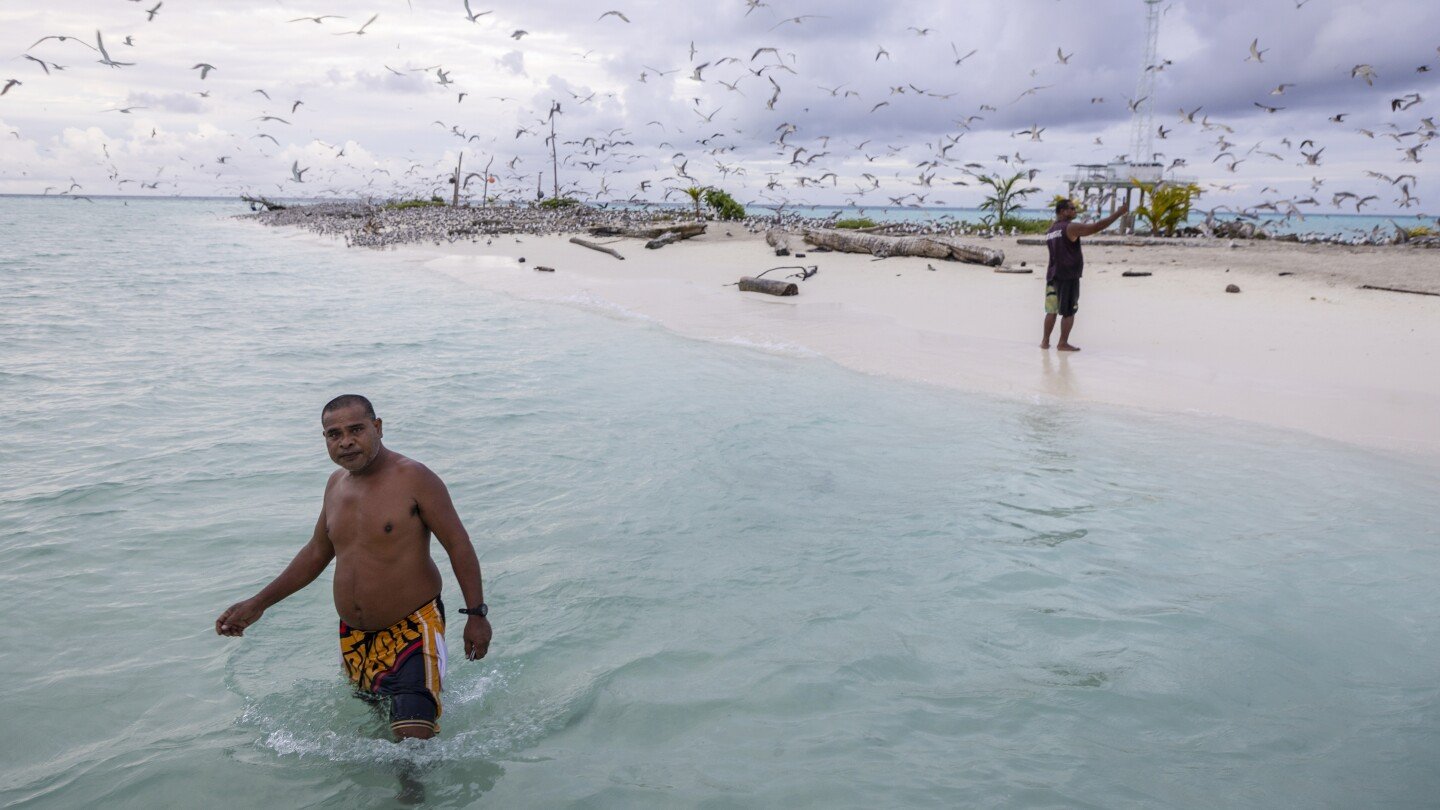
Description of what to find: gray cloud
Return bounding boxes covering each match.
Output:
[0,0,1435,215]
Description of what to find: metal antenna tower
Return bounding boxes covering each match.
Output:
[1127,0,1163,166]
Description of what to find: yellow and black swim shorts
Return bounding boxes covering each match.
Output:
[339,595,446,736]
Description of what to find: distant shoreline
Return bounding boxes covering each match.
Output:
[242,203,1440,457]
[4,193,1435,238]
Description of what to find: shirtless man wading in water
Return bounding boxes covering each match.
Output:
[215,394,491,741]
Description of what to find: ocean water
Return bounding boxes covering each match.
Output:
[2,196,1439,809]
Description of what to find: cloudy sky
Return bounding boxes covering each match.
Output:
[2,0,1436,217]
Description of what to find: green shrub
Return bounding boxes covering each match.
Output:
[1132,180,1202,236]
[999,217,1052,234]
[538,197,580,210]
[703,188,746,220]
[834,217,878,229]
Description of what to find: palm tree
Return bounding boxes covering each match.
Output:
[976,172,1040,227]
[682,186,705,219]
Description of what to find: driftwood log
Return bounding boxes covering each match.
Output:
[589,223,706,240]
[738,276,799,296]
[241,195,286,211]
[765,228,792,256]
[802,229,1003,266]
[568,236,625,260]
[645,231,685,249]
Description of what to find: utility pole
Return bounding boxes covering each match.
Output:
[451,152,463,207]
[547,100,561,200]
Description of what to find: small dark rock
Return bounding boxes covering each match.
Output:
[1020,261,1027,267]
[775,248,790,257]
[1225,284,1241,293]
[795,252,806,258]
[1278,272,1294,276]
[1122,271,1152,277]
[518,257,526,263]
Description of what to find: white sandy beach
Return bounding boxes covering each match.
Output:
[395,230,1440,456]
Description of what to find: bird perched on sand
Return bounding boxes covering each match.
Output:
[192,63,215,79]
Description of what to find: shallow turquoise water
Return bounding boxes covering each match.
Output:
[2,197,1438,808]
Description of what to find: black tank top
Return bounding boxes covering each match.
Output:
[1046,220,1083,282]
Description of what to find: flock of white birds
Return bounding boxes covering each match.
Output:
[3,0,1436,222]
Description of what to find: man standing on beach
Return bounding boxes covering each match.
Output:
[1042,198,1129,351]
[215,394,491,742]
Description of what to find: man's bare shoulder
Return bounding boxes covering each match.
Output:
[390,455,446,488]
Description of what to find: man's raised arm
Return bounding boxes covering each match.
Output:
[1066,201,1131,239]
[215,507,336,636]
[414,466,492,661]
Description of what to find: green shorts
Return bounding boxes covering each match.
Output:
[1045,278,1080,317]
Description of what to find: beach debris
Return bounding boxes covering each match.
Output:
[644,231,685,249]
[1225,283,1241,293]
[1279,271,1294,276]
[738,276,799,296]
[994,266,1032,274]
[1122,270,1153,277]
[535,265,554,272]
[765,228,792,256]
[802,228,1004,266]
[568,236,625,260]
[240,194,286,211]
[1358,284,1440,297]
[590,222,706,241]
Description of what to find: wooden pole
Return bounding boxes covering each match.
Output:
[548,101,560,200]
[451,153,462,207]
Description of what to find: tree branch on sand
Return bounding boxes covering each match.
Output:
[241,194,286,211]
[801,228,1004,266]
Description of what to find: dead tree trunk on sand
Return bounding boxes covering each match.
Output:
[765,228,792,256]
[802,229,1004,266]
[568,236,625,260]
[738,276,799,296]
[589,223,706,240]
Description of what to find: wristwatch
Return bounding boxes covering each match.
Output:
[459,602,488,617]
